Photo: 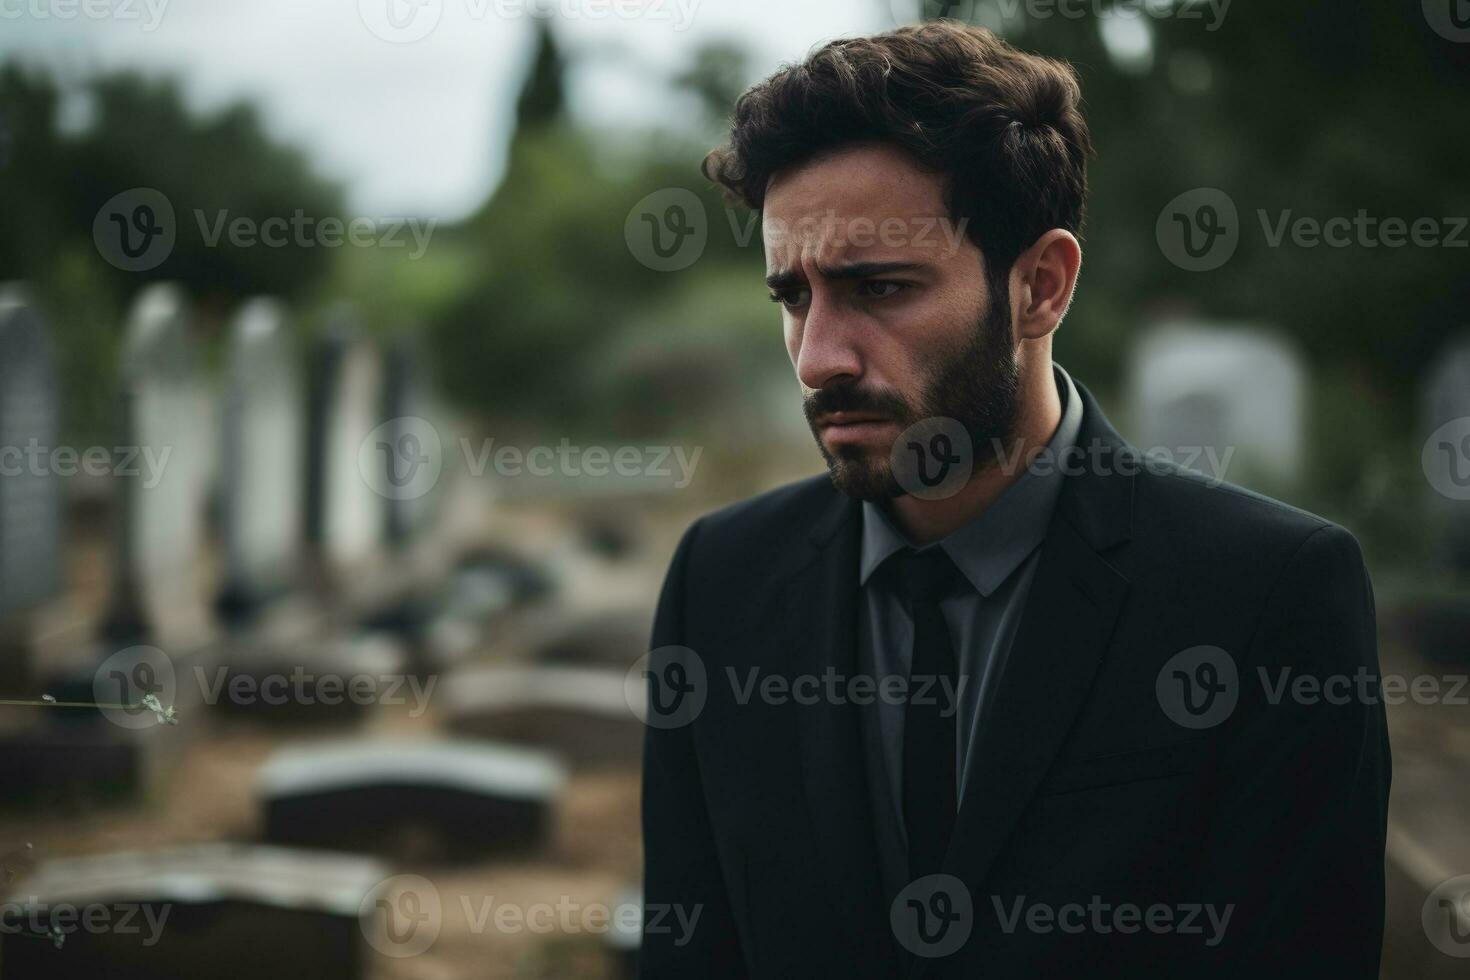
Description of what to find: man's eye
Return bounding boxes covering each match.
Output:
[861,281,907,299]
[769,289,810,309]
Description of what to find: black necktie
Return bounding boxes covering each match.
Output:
[887,547,965,880]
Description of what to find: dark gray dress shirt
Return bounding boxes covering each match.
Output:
[858,363,1083,896]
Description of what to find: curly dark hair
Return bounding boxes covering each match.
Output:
[703,22,1093,288]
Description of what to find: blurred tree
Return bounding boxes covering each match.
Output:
[427,24,781,434]
[673,41,751,131]
[516,20,568,132]
[0,67,342,310]
[0,65,344,442]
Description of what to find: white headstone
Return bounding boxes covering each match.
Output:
[1128,322,1305,486]
[0,287,62,620]
[305,319,383,580]
[218,299,302,621]
[104,284,212,643]
[258,738,566,860]
[2,844,386,979]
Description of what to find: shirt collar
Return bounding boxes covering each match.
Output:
[860,363,1084,597]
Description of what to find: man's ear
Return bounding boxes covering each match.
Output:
[1011,229,1082,342]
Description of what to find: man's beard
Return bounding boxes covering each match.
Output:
[802,287,1020,501]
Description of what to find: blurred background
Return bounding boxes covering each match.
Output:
[0,0,1466,976]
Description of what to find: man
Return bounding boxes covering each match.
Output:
[640,21,1389,979]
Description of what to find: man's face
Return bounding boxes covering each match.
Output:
[763,143,1021,500]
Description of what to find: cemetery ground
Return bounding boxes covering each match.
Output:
[0,487,708,980]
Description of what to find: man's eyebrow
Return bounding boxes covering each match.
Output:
[764,261,928,289]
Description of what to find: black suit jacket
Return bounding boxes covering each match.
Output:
[640,382,1390,979]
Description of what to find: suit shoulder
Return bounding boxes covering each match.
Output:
[689,474,837,548]
[1130,455,1361,564]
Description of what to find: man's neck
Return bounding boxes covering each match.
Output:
[889,365,1063,546]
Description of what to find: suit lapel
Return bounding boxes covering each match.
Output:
[779,493,903,972]
[941,515,1129,879]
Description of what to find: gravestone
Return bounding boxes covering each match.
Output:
[0,292,174,811]
[443,663,642,768]
[352,335,455,661]
[9,286,205,809]
[530,607,652,669]
[258,738,566,861]
[0,844,386,980]
[0,287,63,691]
[101,284,212,646]
[1128,322,1305,488]
[379,337,442,548]
[209,301,415,719]
[304,316,384,595]
[1422,336,1470,573]
[216,299,303,624]
[207,632,406,725]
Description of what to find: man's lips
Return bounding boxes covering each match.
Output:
[817,412,893,428]
[817,413,898,448]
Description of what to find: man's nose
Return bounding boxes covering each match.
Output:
[795,298,863,391]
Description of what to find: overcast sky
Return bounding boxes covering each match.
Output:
[0,0,914,220]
